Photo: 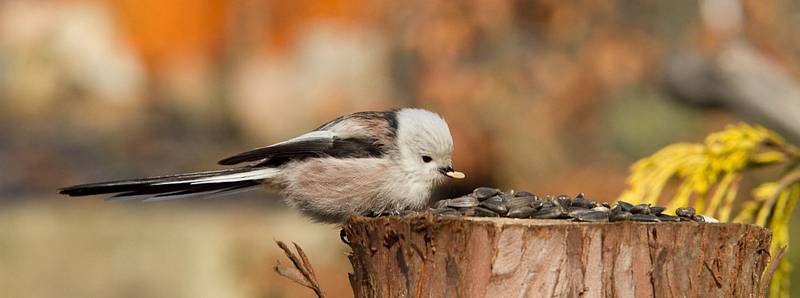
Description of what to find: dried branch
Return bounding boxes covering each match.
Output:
[274,240,325,298]
[759,246,787,297]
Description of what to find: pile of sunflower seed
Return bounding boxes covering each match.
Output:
[430,187,710,223]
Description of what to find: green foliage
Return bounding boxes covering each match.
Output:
[620,123,800,297]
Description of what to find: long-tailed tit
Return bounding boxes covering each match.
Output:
[59,108,465,223]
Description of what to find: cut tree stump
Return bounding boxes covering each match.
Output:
[343,214,772,298]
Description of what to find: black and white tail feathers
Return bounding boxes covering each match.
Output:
[59,167,277,202]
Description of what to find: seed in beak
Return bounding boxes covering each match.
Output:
[445,171,466,179]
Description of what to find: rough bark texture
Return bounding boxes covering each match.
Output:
[343,214,772,298]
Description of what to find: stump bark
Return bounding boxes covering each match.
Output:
[343,214,772,298]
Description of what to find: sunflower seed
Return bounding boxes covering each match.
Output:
[507,196,534,210]
[650,206,666,215]
[508,207,537,218]
[433,199,449,209]
[447,196,479,208]
[572,196,595,208]
[431,207,460,216]
[530,200,543,210]
[474,206,500,217]
[675,207,696,218]
[531,206,566,219]
[541,198,558,209]
[479,200,508,215]
[631,204,651,214]
[631,214,660,222]
[657,214,680,222]
[427,187,707,224]
[514,191,535,198]
[574,210,609,222]
[473,187,500,200]
[568,208,593,218]
[616,201,634,212]
[610,210,633,222]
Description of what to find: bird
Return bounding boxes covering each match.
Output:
[59,108,465,223]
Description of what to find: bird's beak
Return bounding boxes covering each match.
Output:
[440,166,466,179]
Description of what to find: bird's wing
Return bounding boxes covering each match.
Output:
[218,112,397,166]
[218,131,337,165]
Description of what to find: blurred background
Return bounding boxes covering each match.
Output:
[1,0,799,297]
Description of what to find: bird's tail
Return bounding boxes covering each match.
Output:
[59,167,278,202]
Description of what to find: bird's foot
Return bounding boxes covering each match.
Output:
[365,209,414,218]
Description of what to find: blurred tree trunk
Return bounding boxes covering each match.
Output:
[344,215,772,297]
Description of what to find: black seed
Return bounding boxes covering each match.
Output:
[508,207,537,218]
[459,207,476,216]
[556,198,571,209]
[530,200,543,210]
[541,199,558,209]
[574,210,609,222]
[631,204,651,214]
[479,200,508,215]
[500,192,515,202]
[571,197,596,209]
[567,208,593,218]
[483,195,504,204]
[610,211,633,222]
[473,187,500,200]
[675,207,696,218]
[431,207,460,216]
[650,206,666,215]
[631,214,660,222]
[428,189,708,223]
[433,199,449,209]
[474,206,500,217]
[514,191,535,198]
[507,196,534,210]
[657,214,681,222]
[447,196,479,208]
[617,201,634,212]
[532,206,566,219]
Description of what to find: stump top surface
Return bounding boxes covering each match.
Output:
[346,213,768,232]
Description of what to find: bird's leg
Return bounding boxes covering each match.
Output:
[364,210,404,217]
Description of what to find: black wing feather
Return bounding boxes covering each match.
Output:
[252,137,386,167]
[217,137,334,165]
[219,111,397,166]
[219,136,387,167]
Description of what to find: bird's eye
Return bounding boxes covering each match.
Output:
[421,155,433,163]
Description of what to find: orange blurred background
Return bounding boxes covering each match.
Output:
[1,0,799,297]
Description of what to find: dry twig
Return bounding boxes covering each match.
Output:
[759,246,787,297]
[274,240,325,298]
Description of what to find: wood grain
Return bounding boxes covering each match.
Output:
[344,215,772,298]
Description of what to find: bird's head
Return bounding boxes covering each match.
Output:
[395,108,465,184]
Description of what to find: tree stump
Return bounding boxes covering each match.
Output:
[343,214,772,297]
